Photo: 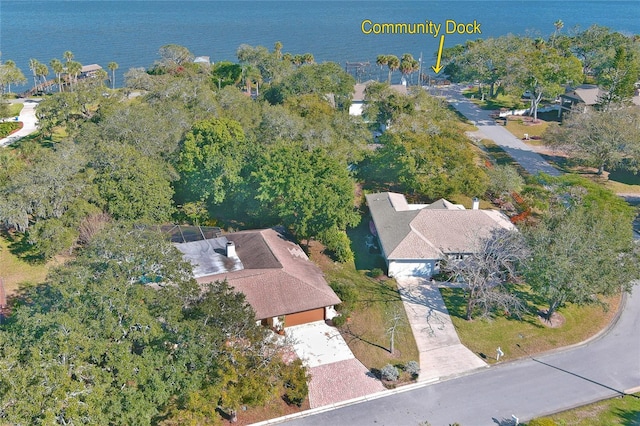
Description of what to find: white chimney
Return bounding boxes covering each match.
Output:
[472,197,480,210]
[226,241,237,258]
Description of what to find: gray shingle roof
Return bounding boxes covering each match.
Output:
[367,192,515,261]
[562,84,604,106]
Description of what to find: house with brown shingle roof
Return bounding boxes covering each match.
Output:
[366,192,515,278]
[174,228,340,329]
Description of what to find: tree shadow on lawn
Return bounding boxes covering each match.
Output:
[608,163,640,186]
[613,406,640,426]
[356,280,403,307]
[1,230,45,264]
[347,214,386,272]
[441,286,546,329]
[341,324,390,354]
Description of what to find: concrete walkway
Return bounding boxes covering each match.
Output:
[438,85,561,177]
[396,277,488,381]
[0,98,40,147]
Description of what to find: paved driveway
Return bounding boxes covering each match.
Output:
[437,85,561,177]
[395,277,487,381]
[0,99,40,147]
[284,283,640,425]
[286,322,384,408]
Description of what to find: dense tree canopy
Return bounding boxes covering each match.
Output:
[175,117,249,206]
[443,26,640,111]
[362,89,488,199]
[545,104,640,174]
[523,175,639,318]
[244,141,360,243]
[263,62,355,111]
[0,226,306,424]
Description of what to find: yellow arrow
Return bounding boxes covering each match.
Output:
[432,35,445,74]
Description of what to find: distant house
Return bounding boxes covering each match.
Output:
[194,56,211,66]
[174,228,340,329]
[366,192,515,278]
[558,84,605,118]
[79,64,103,79]
[349,80,409,116]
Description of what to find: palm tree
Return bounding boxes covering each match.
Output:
[66,60,82,91]
[28,58,40,90]
[63,50,74,64]
[243,65,262,96]
[302,53,314,64]
[274,41,283,60]
[50,59,64,92]
[400,53,419,85]
[386,55,399,84]
[35,62,49,91]
[107,61,118,89]
[1,60,26,94]
[376,55,388,82]
[552,19,564,47]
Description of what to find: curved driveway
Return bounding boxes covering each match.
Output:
[0,98,40,147]
[285,284,640,425]
[440,85,561,177]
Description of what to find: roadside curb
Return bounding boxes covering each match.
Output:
[251,378,439,425]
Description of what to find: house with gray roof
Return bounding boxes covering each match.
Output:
[174,228,340,329]
[558,84,605,118]
[366,192,515,278]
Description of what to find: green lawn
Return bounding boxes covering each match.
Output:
[462,88,527,110]
[0,234,50,295]
[441,286,621,364]
[506,117,552,141]
[309,239,419,372]
[530,394,640,425]
[7,103,24,118]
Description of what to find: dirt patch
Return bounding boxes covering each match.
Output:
[538,311,566,328]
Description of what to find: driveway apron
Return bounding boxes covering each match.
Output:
[285,322,385,408]
[396,277,487,381]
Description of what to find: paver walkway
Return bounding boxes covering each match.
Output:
[0,99,40,147]
[286,322,384,408]
[396,277,488,381]
[438,85,561,177]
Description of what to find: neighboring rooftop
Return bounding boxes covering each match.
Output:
[175,228,340,320]
[366,192,514,260]
[561,84,605,106]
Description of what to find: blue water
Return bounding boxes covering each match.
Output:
[1,1,639,89]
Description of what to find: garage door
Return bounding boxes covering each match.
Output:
[285,308,324,327]
[388,260,434,278]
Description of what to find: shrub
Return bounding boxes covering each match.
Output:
[281,359,308,406]
[404,360,420,377]
[331,314,347,328]
[27,219,78,259]
[380,364,399,381]
[320,227,354,263]
[0,121,20,138]
[369,267,384,278]
[330,281,358,312]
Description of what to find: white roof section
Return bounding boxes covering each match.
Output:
[174,236,243,278]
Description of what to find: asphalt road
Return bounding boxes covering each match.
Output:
[285,283,640,425]
[436,85,561,177]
